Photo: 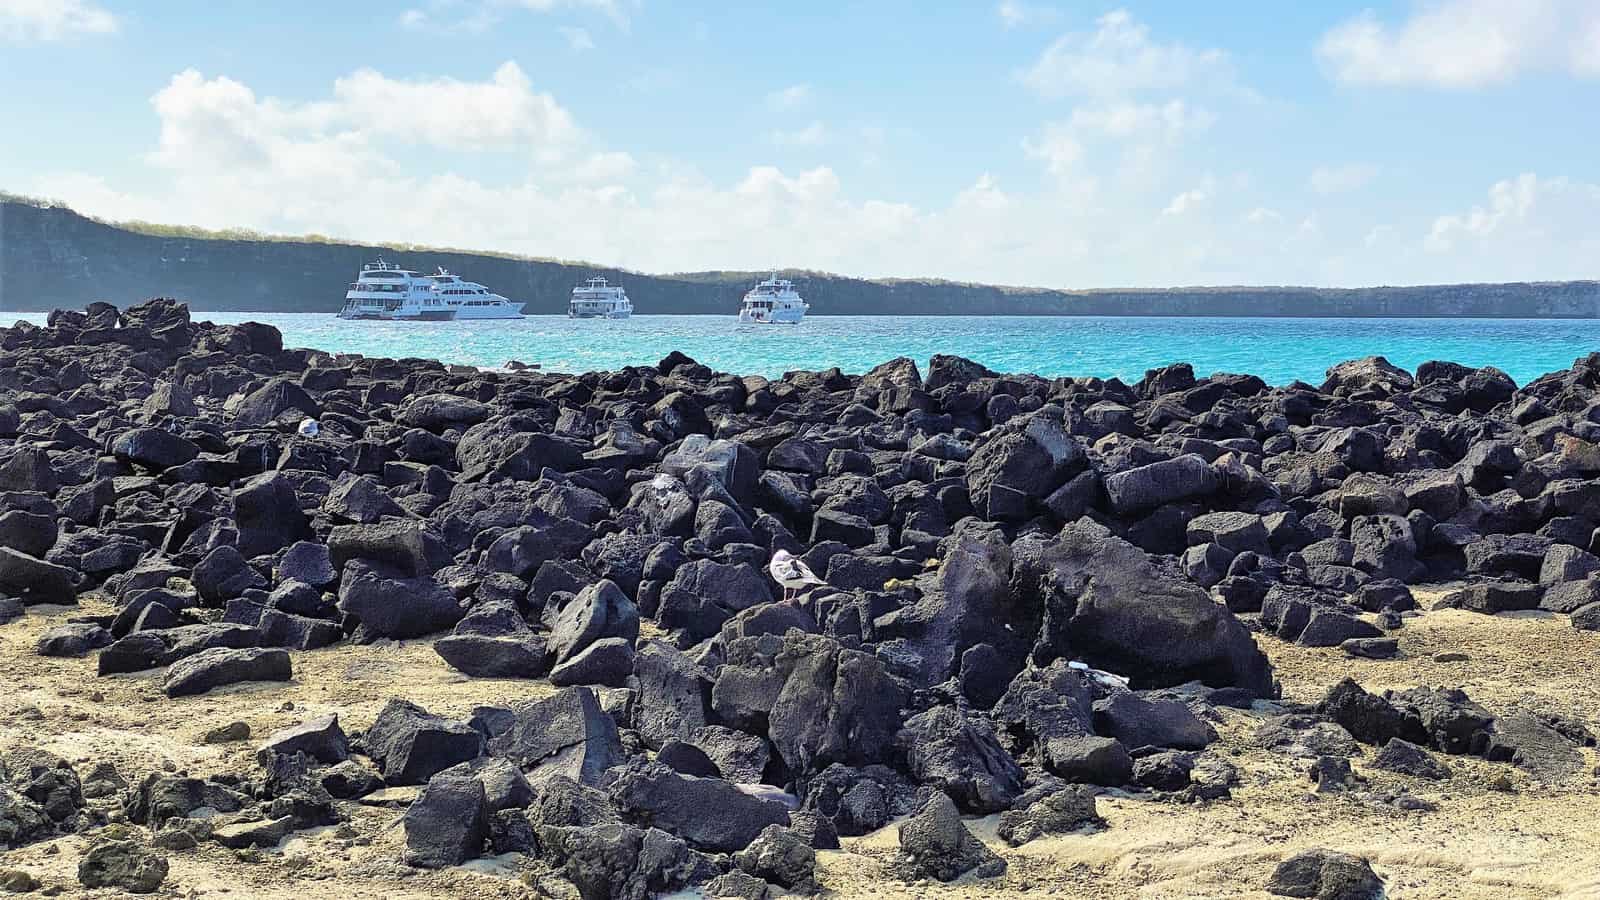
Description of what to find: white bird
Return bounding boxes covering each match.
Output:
[297,418,320,438]
[768,549,826,602]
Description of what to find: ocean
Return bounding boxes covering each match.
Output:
[7,312,1597,386]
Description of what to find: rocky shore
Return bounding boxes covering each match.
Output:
[1,299,1598,899]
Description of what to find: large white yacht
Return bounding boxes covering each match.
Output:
[568,276,633,319]
[737,274,808,324]
[338,260,454,320]
[426,268,525,319]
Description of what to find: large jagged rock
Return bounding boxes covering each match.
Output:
[536,822,716,900]
[485,687,624,785]
[874,532,1022,689]
[77,840,169,893]
[550,579,640,665]
[965,406,1086,520]
[1103,454,1220,515]
[633,641,712,748]
[0,548,76,605]
[1017,525,1275,696]
[162,647,291,697]
[896,707,1022,813]
[608,759,790,853]
[403,775,489,868]
[1266,848,1384,899]
[234,471,313,558]
[257,715,350,765]
[890,793,1005,883]
[657,559,773,644]
[233,378,319,427]
[364,699,483,785]
[336,560,461,639]
[767,633,908,775]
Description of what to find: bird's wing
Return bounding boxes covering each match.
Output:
[793,558,825,585]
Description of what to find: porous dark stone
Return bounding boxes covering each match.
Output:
[1371,738,1451,780]
[1266,848,1383,899]
[364,699,483,785]
[162,647,291,697]
[77,840,169,893]
[0,548,76,605]
[257,714,349,766]
[486,687,624,785]
[403,774,489,868]
[996,785,1103,846]
[608,759,790,853]
[890,793,1006,883]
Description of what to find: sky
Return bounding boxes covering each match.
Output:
[2,0,1598,288]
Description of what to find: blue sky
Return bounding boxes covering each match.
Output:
[3,0,1598,287]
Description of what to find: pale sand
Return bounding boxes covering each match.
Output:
[3,587,1599,899]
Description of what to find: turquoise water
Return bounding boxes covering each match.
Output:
[8,312,1597,386]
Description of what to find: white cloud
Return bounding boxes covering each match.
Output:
[1020,124,1084,179]
[1021,9,1235,99]
[1425,172,1543,250]
[35,60,1600,291]
[0,0,117,42]
[572,150,636,182]
[1318,0,1600,88]
[1419,174,1600,281]
[332,62,578,152]
[765,84,812,110]
[401,0,627,34]
[1161,184,1209,217]
[559,26,594,51]
[1018,12,1241,205]
[508,0,626,28]
[768,121,828,147]
[955,174,1011,212]
[997,1,1057,29]
[1309,163,1379,195]
[1067,99,1212,141]
[144,63,580,181]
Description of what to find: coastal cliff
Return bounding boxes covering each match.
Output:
[4,198,1598,316]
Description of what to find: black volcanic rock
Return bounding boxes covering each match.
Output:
[9,295,1600,886]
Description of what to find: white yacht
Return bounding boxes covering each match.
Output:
[426,268,525,319]
[568,276,633,319]
[738,274,808,324]
[338,260,454,321]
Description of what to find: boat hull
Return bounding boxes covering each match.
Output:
[337,309,456,321]
[450,305,525,319]
[738,310,806,324]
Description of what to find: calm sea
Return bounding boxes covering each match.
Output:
[7,312,1597,387]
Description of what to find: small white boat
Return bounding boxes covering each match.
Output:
[569,276,633,319]
[738,274,808,324]
[338,260,455,320]
[426,268,525,319]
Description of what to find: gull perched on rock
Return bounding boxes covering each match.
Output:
[297,418,320,438]
[769,549,826,602]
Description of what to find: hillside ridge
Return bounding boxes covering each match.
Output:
[3,198,1598,316]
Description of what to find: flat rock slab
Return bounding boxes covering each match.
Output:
[162,647,292,697]
[1483,713,1585,782]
